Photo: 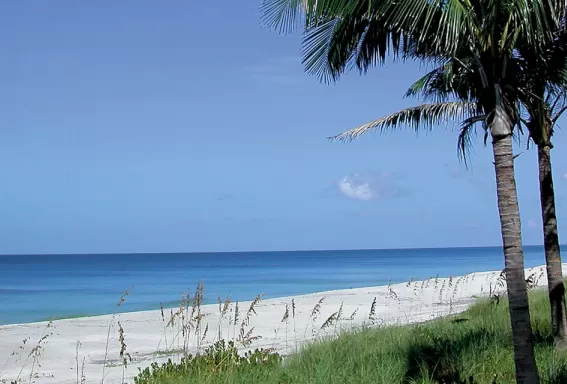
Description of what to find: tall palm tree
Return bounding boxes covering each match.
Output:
[530,100,567,348]
[334,31,567,346]
[333,62,567,347]
[261,0,565,381]
[517,35,567,347]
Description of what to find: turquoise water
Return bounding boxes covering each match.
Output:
[0,246,549,325]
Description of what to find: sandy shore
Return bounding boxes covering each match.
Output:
[0,264,560,384]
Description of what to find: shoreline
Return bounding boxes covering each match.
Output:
[1,246,551,326]
[0,264,559,384]
[0,271,490,328]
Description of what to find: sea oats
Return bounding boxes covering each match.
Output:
[320,312,338,331]
[291,299,296,319]
[15,320,54,384]
[439,280,447,303]
[348,308,358,321]
[336,302,344,321]
[200,324,209,344]
[117,322,131,368]
[369,297,377,323]
[117,321,131,384]
[221,297,231,317]
[239,295,263,343]
[419,279,427,294]
[388,286,398,301]
[101,288,132,384]
[281,304,290,323]
[310,297,325,322]
[234,302,240,325]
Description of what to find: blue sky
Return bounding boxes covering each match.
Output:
[1,1,566,254]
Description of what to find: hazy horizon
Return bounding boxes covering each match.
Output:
[0,243,555,257]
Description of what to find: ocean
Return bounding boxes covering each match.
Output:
[0,246,550,325]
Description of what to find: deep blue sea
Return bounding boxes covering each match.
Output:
[0,246,552,325]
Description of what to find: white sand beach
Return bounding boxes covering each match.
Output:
[0,264,561,384]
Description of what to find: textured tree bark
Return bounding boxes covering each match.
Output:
[538,141,567,348]
[491,106,539,383]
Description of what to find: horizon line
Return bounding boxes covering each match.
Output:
[0,244,549,257]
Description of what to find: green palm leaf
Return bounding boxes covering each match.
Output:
[262,0,566,85]
[329,101,478,142]
[260,0,308,34]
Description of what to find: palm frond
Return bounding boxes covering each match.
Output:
[353,18,405,75]
[329,101,478,142]
[405,59,479,103]
[261,0,567,154]
[405,68,436,99]
[260,0,306,35]
[260,0,355,34]
[514,27,567,143]
[457,115,487,164]
[300,1,408,82]
[301,18,343,83]
[377,0,478,57]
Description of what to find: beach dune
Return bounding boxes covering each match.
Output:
[0,264,560,384]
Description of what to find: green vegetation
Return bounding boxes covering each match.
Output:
[134,286,567,384]
[133,341,283,384]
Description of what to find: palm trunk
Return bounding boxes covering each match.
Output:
[538,141,567,348]
[491,106,539,384]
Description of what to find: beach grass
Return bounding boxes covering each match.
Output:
[134,284,567,384]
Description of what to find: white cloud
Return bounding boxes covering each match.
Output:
[338,177,375,201]
[563,172,567,181]
[337,172,410,201]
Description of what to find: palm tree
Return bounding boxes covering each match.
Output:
[331,31,567,346]
[334,66,567,348]
[529,98,567,349]
[261,0,565,381]
[517,35,567,347]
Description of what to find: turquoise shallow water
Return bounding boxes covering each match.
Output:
[0,246,549,325]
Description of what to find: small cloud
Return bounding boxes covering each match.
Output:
[337,172,410,201]
[563,172,567,181]
[527,219,538,229]
[338,178,374,201]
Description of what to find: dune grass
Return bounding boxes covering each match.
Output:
[135,285,567,384]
